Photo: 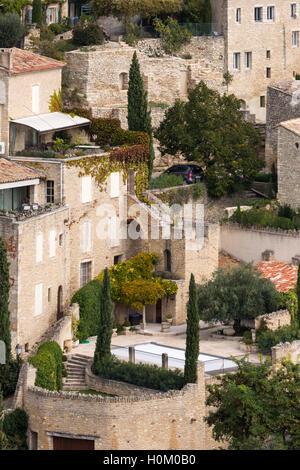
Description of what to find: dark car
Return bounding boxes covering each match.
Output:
[163,164,204,184]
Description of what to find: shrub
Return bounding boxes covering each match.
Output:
[0,13,25,48]
[252,173,272,183]
[53,130,72,146]
[124,22,142,46]
[149,173,184,189]
[242,330,253,345]
[89,118,121,146]
[37,341,63,390]
[3,408,28,442]
[278,204,296,220]
[32,0,42,26]
[111,129,150,148]
[153,17,192,55]
[96,356,186,392]
[257,324,300,352]
[71,279,102,342]
[72,22,105,46]
[29,350,57,391]
[48,22,70,35]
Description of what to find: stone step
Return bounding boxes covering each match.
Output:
[66,364,86,371]
[63,385,89,391]
[66,374,85,379]
[67,359,89,368]
[68,356,90,364]
[74,354,92,360]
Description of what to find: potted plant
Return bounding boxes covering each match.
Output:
[166,314,173,325]
[112,320,118,336]
[123,320,131,332]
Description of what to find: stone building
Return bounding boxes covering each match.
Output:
[22,2,68,25]
[265,80,300,170]
[211,0,300,122]
[277,117,300,209]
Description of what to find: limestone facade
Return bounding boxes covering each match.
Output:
[265,81,300,169]
[15,361,221,450]
[211,0,300,122]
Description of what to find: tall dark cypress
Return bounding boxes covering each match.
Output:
[93,268,113,372]
[203,0,212,24]
[127,51,154,179]
[184,274,199,383]
[32,0,43,27]
[0,237,11,361]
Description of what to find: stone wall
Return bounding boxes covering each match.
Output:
[17,361,222,450]
[221,222,300,264]
[271,339,300,365]
[242,309,291,330]
[265,83,300,170]
[277,124,300,209]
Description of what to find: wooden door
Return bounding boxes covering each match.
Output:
[53,436,94,450]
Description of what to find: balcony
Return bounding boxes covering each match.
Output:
[0,202,65,221]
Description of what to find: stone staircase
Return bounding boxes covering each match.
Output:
[63,354,91,391]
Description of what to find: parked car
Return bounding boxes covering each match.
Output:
[163,164,204,184]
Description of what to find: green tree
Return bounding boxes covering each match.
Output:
[0,238,11,361]
[127,51,154,179]
[0,0,29,15]
[184,274,199,383]
[205,358,300,450]
[32,0,43,26]
[155,82,262,197]
[153,17,192,55]
[202,0,212,23]
[197,264,281,334]
[93,268,113,372]
[0,13,25,48]
[91,0,181,22]
[181,0,205,22]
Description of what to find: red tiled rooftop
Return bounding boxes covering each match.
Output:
[0,48,64,74]
[0,158,43,184]
[219,251,297,292]
[256,262,298,292]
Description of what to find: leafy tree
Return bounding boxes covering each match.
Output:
[32,0,43,27]
[197,264,281,333]
[205,358,300,450]
[155,82,262,197]
[153,17,192,55]
[0,13,25,48]
[184,274,199,383]
[0,237,11,361]
[127,51,154,178]
[0,0,29,15]
[181,0,205,22]
[93,268,113,372]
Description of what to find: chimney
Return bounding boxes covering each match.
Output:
[261,250,275,262]
[292,254,300,266]
[0,49,12,71]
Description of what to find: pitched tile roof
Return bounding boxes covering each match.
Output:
[256,262,298,292]
[0,48,64,74]
[219,251,297,292]
[0,158,42,184]
[279,118,300,136]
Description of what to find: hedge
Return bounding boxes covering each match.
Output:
[95,356,186,392]
[71,279,102,343]
[0,359,21,398]
[29,341,64,391]
[256,324,300,352]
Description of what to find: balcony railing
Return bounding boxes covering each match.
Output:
[0,203,64,221]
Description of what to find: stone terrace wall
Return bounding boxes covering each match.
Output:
[20,362,219,450]
[242,310,291,331]
[272,340,300,365]
[221,223,300,264]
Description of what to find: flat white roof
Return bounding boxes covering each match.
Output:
[10,112,90,133]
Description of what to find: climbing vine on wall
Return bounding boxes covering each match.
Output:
[66,144,150,200]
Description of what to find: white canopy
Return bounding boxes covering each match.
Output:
[11,112,90,133]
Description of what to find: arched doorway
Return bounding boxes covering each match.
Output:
[57,285,63,320]
[164,249,171,272]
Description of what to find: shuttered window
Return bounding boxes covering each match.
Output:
[81,175,92,203]
[32,84,40,114]
[81,221,92,253]
[36,232,43,263]
[110,172,120,198]
[49,230,56,258]
[34,283,43,317]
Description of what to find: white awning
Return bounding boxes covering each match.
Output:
[0,179,40,190]
[10,112,90,133]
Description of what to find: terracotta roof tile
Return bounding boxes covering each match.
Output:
[0,48,64,74]
[256,262,298,292]
[0,158,42,184]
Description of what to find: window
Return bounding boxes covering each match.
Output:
[164,249,172,272]
[254,7,263,22]
[110,216,120,247]
[267,6,274,21]
[32,84,39,114]
[260,96,266,108]
[80,261,92,288]
[49,230,56,258]
[244,52,252,70]
[266,67,271,78]
[36,232,43,264]
[119,72,128,90]
[291,3,297,17]
[34,283,43,317]
[46,180,54,203]
[266,50,271,59]
[110,172,120,198]
[292,31,299,47]
[46,7,59,24]
[81,221,92,253]
[81,175,92,203]
[59,233,63,246]
[48,288,51,302]
[114,255,122,265]
[233,52,240,70]
[236,8,241,23]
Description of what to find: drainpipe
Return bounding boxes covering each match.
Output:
[60,161,63,204]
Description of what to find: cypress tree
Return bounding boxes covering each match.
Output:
[93,268,113,372]
[127,51,154,179]
[0,237,11,361]
[32,0,43,27]
[202,0,212,24]
[184,273,199,383]
[297,262,300,328]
